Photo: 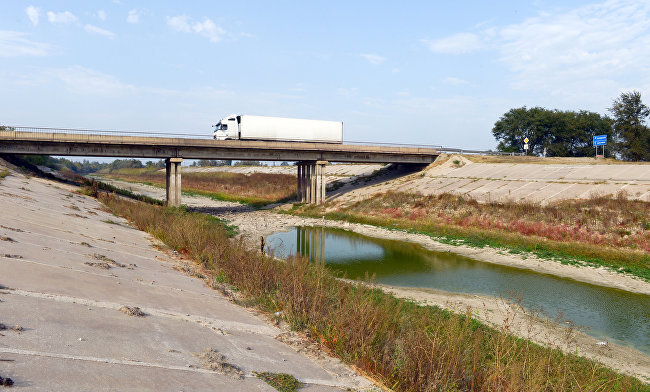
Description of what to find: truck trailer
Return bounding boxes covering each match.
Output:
[213,114,343,143]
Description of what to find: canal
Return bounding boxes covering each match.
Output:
[267,226,650,355]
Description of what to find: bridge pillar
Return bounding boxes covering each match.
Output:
[315,160,328,204]
[296,161,327,204]
[165,158,182,207]
[297,163,303,202]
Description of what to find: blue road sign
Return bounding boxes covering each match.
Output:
[593,135,607,146]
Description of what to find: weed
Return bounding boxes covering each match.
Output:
[253,371,302,392]
[193,348,243,379]
[64,213,88,219]
[0,169,8,181]
[85,253,130,269]
[119,306,146,317]
[84,261,111,269]
[102,219,120,225]
[0,225,23,233]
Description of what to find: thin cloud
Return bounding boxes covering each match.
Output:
[127,9,139,24]
[498,0,650,93]
[337,87,358,97]
[166,15,226,43]
[97,10,106,21]
[422,33,483,54]
[84,24,116,39]
[0,30,50,57]
[52,65,134,95]
[26,6,40,26]
[360,53,386,65]
[442,77,469,86]
[422,0,650,104]
[47,11,77,24]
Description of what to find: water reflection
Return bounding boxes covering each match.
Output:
[267,226,650,355]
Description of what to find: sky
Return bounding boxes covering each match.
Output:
[1,0,649,151]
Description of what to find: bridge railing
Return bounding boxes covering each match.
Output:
[1,126,213,139]
[437,147,525,156]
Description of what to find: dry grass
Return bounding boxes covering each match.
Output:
[193,348,243,379]
[101,168,296,206]
[464,155,650,165]
[97,193,646,391]
[346,191,650,251]
[119,306,146,317]
[84,253,135,270]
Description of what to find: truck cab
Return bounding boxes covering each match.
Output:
[213,115,240,140]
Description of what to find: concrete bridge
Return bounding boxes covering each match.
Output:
[0,128,438,206]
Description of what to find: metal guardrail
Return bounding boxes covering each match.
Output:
[1,125,523,156]
[2,126,213,139]
[437,147,524,156]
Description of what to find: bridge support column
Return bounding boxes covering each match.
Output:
[297,164,303,202]
[296,161,327,204]
[165,158,182,207]
[315,160,327,204]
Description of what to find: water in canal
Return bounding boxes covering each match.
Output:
[267,226,650,355]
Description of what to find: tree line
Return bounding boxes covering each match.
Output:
[493,91,650,161]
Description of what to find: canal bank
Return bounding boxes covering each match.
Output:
[266,226,650,381]
[222,209,650,382]
[96,178,650,381]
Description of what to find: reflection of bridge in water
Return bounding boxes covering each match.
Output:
[296,226,325,262]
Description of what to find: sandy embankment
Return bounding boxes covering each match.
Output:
[97,178,650,381]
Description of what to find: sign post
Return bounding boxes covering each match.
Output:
[523,137,529,155]
[593,135,607,158]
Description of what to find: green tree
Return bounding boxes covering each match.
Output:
[492,107,548,154]
[546,111,613,157]
[608,91,650,161]
[493,107,613,157]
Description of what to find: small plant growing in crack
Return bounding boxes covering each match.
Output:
[119,306,146,317]
[253,371,302,392]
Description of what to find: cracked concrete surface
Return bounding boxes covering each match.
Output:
[0,163,376,391]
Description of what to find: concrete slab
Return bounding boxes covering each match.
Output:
[0,165,376,391]
[369,157,650,204]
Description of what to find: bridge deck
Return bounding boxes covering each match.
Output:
[0,130,438,164]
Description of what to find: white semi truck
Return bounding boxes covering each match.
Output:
[213,114,343,143]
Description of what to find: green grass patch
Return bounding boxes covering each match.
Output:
[253,372,302,392]
[79,178,164,206]
[0,169,9,181]
[180,188,275,207]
